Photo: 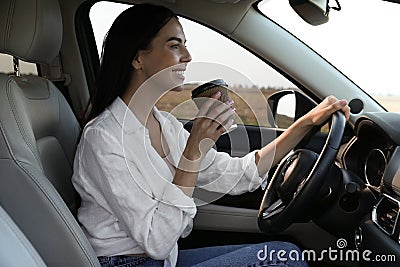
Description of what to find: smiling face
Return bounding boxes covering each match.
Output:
[132,17,192,92]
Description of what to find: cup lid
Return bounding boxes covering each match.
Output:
[191,79,228,98]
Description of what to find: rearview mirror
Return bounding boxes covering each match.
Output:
[289,0,341,26]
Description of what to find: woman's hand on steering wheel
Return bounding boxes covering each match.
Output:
[304,95,350,126]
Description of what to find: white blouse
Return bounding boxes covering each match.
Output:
[72,97,266,267]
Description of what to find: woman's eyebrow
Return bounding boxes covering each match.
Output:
[166,37,187,44]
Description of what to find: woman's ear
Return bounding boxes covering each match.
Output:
[131,54,142,70]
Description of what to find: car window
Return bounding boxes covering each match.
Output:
[0,54,37,75]
[259,0,400,112]
[90,1,300,128]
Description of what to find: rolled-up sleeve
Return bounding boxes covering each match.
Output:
[80,128,196,260]
[196,148,267,195]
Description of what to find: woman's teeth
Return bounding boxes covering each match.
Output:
[174,70,185,75]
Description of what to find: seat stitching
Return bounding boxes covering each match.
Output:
[25,0,38,58]
[4,0,15,49]
[5,78,43,170]
[55,83,70,165]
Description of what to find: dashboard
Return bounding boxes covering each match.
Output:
[342,112,400,263]
[344,113,398,191]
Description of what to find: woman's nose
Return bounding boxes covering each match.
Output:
[181,46,192,63]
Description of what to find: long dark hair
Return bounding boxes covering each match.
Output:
[84,4,176,124]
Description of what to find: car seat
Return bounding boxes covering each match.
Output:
[0,204,46,267]
[0,0,100,266]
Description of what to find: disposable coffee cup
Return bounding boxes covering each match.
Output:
[191,79,237,134]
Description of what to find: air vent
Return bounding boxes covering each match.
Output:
[372,194,400,236]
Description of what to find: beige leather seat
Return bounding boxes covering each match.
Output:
[0,204,46,267]
[0,0,99,266]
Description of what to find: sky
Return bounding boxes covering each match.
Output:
[259,0,400,96]
[1,0,398,97]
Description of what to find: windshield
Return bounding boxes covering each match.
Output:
[259,0,400,112]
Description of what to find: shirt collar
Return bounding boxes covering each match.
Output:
[152,105,169,128]
[108,97,167,134]
[108,97,144,134]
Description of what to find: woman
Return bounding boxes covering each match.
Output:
[72,3,350,267]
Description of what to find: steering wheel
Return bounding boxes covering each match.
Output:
[258,111,346,234]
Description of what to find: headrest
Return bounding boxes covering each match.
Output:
[0,0,62,64]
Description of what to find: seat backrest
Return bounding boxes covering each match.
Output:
[0,204,46,267]
[0,0,100,266]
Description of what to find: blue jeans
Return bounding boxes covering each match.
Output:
[99,241,308,267]
[98,255,164,267]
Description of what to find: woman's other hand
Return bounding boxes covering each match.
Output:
[185,91,235,160]
[174,91,234,194]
